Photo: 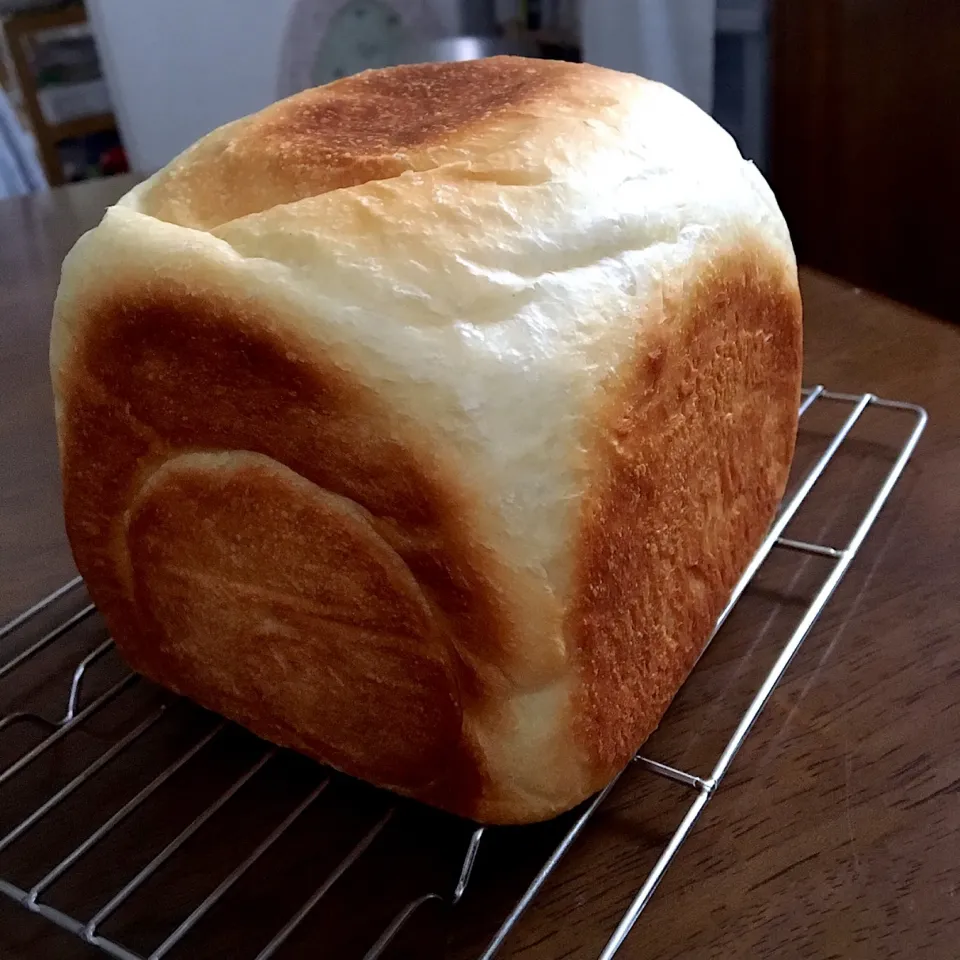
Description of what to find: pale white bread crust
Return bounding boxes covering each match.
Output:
[51,58,801,823]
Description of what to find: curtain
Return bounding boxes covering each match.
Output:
[581,0,716,113]
[0,87,47,198]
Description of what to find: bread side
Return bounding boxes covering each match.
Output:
[51,58,801,822]
[571,244,801,785]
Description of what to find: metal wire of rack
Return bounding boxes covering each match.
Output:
[0,387,927,960]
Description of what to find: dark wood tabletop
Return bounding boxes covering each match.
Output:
[1,177,958,960]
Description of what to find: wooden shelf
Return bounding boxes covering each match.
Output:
[3,1,86,35]
[2,3,117,186]
[50,111,115,142]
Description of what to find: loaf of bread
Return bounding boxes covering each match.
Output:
[50,58,801,824]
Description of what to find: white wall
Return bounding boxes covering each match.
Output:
[581,0,716,113]
[87,0,465,174]
[87,0,299,174]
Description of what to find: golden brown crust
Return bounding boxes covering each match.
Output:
[139,57,581,230]
[58,283,502,812]
[128,453,461,788]
[569,245,803,784]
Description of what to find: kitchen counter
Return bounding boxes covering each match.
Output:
[1,177,958,959]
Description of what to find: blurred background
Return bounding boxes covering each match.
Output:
[1,0,957,322]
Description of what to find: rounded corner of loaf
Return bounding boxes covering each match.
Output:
[132,57,621,233]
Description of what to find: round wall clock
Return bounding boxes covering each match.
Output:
[278,0,454,98]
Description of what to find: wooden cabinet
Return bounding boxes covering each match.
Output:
[770,0,960,322]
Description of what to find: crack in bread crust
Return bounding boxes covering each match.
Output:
[137,57,586,231]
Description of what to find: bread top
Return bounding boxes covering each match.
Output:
[123,58,792,334]
[137,57,582,230]
[134,57,672,230]
[132,56,790,239]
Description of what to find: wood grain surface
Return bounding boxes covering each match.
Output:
[1,177,958,959]
[770,0,960,323]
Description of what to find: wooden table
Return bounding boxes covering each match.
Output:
[1,178,958,960]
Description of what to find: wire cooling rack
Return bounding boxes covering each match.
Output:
[0,387,927,960]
